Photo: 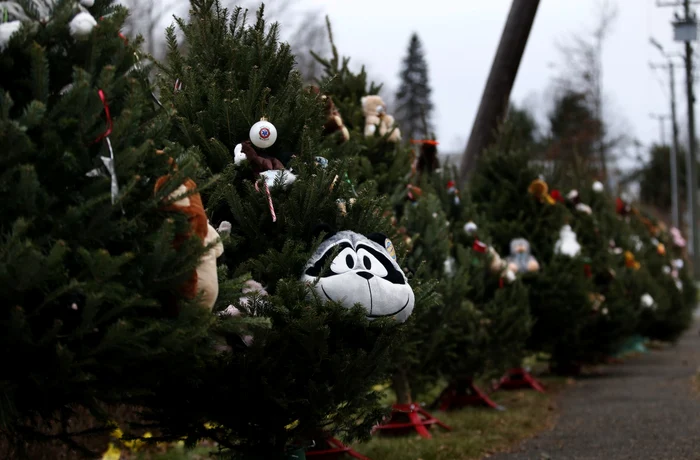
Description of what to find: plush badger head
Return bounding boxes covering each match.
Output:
[301,230,415,323]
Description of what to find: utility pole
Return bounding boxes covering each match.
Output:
[458,0,541,187]
[650,113,670,144]
[657,0,700,277]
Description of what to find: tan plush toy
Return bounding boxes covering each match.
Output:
[154,152,224,311]
[361,95,401,143]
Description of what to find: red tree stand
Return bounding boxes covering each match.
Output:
[306,436,370,460]
[494,368,545,393]
[432,378,505,411]
[372,403,451,439]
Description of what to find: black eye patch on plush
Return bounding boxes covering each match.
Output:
[354,243,406,285]
[304,241,352,277]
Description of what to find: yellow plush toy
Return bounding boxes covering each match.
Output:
[361,95,401,143]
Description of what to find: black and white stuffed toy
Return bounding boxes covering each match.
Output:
[301,230,415,323]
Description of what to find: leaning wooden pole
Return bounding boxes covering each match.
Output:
[458,0,541,186]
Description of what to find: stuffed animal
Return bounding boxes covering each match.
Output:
[488,246,517,283]
[236,141,284,173]
[506,238,540,273]
[307,86,350,143]
[154,154,224,311]
[301,230,415,323]
[361,95,401,143]
[554,225,582,257]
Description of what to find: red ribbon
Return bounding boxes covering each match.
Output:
[410,139,439,145]
[92,89,112,144]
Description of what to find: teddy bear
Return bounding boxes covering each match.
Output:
[361,95,401,143]
[154,152,224,312]
[307,85,350,143]
[506,238,540,274]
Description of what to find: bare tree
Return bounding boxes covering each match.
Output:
[551,0,621,185]
[119,0,186,59]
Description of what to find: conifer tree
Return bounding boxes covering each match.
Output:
[155,2,420,456]
[0,0,240,456]
[469,139,596,373]
[394,32,433,143]
[314,28,530,403]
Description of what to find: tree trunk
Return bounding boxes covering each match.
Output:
[391,370,413,404]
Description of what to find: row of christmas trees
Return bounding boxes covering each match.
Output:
[0,1,695,458]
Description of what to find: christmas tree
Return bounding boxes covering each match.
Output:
[394,32,433,143]
[401,165,532,399]
[315,30,530,404]
[0,0,240,456]
[155,1,419,456]
[311,20,409,201]
[468,135,597,373]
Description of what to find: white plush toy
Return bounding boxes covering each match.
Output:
[259,169,297,189]
[554,225,582,257]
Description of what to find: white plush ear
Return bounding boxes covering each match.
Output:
[204,223,224,258]
[361,96,367,108]
[233,143,247,165]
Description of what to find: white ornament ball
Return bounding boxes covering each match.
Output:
[464,221,478,235]
[249,119,277,149]
[69,12,97,39]
[80,0,95,6]
[592,181,604,193]
[0,20,22,51]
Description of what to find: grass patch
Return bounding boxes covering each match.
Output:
[354,377,569,460]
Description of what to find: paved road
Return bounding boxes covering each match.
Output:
[490,325,700,460]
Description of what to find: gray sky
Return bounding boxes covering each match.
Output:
[301,0,691,162]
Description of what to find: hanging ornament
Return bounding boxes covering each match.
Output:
[640,293,656,310]
[615,197,631,216]
[657,242,666,256]
[550,189,564,203]
[315,156,329,168]
[85,90,119,204]
[592,181,604,193]
[249,118,277,149]
[406,184,422,202]
[670,227,687,247]
[464,221,478,236]
[624,251,641,270]
[575,203,593,215]
[554,225,582,257]
[446,180,461,205]
[567,189,580,204]
[528,178,556,205]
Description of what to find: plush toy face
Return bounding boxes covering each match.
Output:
[510,238,531,255]
[301,230,414,323]
[361,95,386,117]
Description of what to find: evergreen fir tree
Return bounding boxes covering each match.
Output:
[0,1,243,456]
[315,30,530,402]
[155,2,421,456]
[469,135,596,373]
[312,20,412,201]
[394,32,433,143]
